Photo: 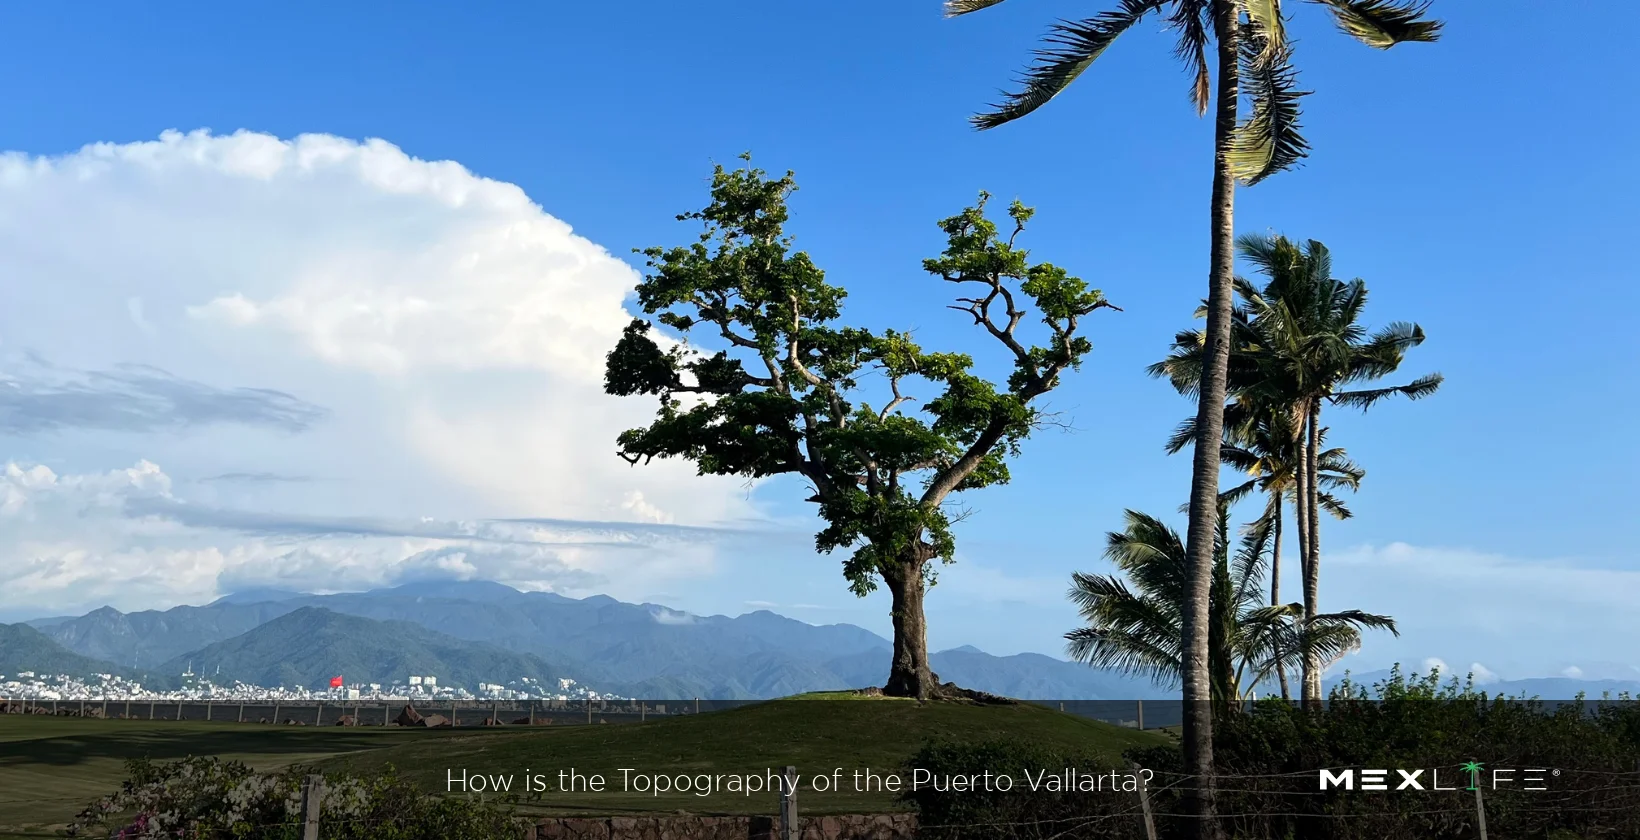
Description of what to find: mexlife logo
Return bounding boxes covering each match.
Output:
[1319,762,1559,792]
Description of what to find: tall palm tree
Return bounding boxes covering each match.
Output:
[1167,407,1364,700]
[1153,234,1441,706]
[946,4,1440,829]
[1067,505,1396,719]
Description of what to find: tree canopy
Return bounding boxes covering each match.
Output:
[604,157,1117,595]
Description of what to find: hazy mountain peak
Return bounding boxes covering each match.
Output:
[208,588,308,606]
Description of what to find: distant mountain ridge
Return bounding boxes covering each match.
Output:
[0,623,174,689]
[21,582,1187,699]
[161,607,571,691]
[16,587,1640,700]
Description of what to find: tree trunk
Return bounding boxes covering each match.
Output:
[882,558,938,699]
[1178,4,1238,838]
[1291,408,1314,706]
[1270,492,1290,702]
[1303,399,1323,707]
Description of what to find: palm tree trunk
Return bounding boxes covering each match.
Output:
[1303,399,1323,706]
[1178,4,1238,838]
[1270,491,1290,702]
[1291,411,1314,705]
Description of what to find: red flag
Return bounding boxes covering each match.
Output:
[329,676,343,688]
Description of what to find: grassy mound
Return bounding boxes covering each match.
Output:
[324,695,1166,815]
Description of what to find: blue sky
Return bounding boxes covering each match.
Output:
[1,1,1636,683]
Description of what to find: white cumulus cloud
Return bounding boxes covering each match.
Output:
[0,129,765,612]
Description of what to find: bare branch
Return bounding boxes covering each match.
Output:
[880,375,913,420]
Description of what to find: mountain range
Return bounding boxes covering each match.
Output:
[9,581,1175,699]
[0,622,175,689]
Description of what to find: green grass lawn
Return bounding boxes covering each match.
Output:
[324,695,1169,816]
[0,697,1168,836]
[0,716,443,838]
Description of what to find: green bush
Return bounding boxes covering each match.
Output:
[68,756,523,840]
[904,668,1640,840]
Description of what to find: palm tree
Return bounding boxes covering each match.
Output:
[1067,505,1396,719]
[1152,234,1441,706]
[945,3,1441,827]
[1166,407,1364,700]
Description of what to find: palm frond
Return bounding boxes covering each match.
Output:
[1065,626,1183,686]
[1220,477,1261,510]
[1311,0,1443,49]
[1165,416,1199,454]
[1330,372,1443,410]
[944,0,1009,17]
[1315,491,1352,520]
[973,0,1162,130]
[1165,0,1213,115]
[1229,513,1273,609]
[1228,31,1311,184]
[1242,0,1287,65]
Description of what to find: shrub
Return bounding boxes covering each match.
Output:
[68,756,523,840]
[903,668,1640,840]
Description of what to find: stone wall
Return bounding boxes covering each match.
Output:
[527,814,916,840]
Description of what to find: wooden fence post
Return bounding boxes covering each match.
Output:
[238,703,245,723]
[780,766,798,840]
[640,701,645,722]
[149,699,155,720]
[175,700,182,721]
[1474,781,1488,840]
[528,700,534,726]
[1137,699,1144,731]
[102,698,108,719]
[273,700,280,723]
[316,701,324,726]
[300,774,324,840]
[206,700,212,722]
[1130,761,1158,840]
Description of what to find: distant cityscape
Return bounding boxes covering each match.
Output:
[0,665,622,703]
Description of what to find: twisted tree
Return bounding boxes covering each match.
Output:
[605,159,1117,698]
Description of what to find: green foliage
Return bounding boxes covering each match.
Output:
[1065,505,1395,715]
[956,0,1441,185]
[910,671,1640,839]
[605,159,1114,593]
[68,757,521,840]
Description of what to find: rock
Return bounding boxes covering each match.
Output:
[335,715,357,726]
[394,705,424,727]
[481,717,504,726]
[418,714,450,728]
[512,716,533,725]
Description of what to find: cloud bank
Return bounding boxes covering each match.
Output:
[0,129,760,613]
